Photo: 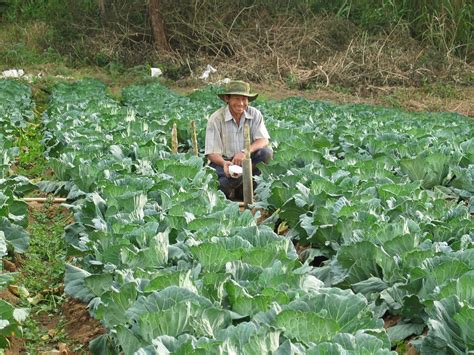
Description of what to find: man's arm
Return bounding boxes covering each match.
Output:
[207,153,232,176]
[249,138,269,153]
[231,138,269,166]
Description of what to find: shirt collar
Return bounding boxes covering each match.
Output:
[224,105,253,122]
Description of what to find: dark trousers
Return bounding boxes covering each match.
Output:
[210,147,273,200]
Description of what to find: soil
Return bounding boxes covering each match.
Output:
[5,338,25,355]
[61,298,107,353]
[2,200,103,354]
[0,289,20,305]
[4,297,105,354]
[384,314,401,329]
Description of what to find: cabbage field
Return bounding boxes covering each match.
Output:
[1,78,473,354]
[0,80,36,347]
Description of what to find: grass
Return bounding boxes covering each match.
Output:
[5,83,85,352]
[13,78,51,180]
[14,123,48,179]
[18,200,74,353]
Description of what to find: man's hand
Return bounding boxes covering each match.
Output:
[223,161,232,177]
[232,151,246,166]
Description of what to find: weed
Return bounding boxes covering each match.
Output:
[14,125,48,179]
[19,203,72,353]
[382,94,403,110]
[395,339,409,354]
[284,74,300,90]
[331,85,353,95]
[13,82,51,179]
[422,82,461,99]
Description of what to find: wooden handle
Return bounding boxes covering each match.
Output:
[242,124,253,208]
[191,120,198,156]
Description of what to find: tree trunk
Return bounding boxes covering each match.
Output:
[148,0,170,51]
[98,0,105,17]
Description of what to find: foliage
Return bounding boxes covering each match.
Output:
[36,79,399,353]
[20,202,75,353]
[34,78,472,353]
[0,0,470,72]
[0,79,36,349]
[255,95,474,352]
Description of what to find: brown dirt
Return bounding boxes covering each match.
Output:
[3,199,100,354]
[27,201,73,227]
[384,314,401,329]
[405,343,419,355]
[5,298,105,354]
[2,259,17,272]
[5,338,25,355]
[0,289,20,305]
[61,298,106,349]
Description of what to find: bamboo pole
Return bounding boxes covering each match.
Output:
[191,120,198,156]
[171,123,178,154]
[242,124,253,208]
[23,197,67,203]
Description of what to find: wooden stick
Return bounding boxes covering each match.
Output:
[191,120,198,156]
[171,123,178,154]
[23,197,67,203]
[242,124,253,208]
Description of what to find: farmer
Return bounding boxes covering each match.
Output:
[205,80,272,200]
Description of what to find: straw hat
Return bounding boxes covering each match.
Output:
[217,80,258,102]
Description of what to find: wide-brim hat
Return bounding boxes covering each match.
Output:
[217,80,258,102]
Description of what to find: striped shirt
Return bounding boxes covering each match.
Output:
[205,105,270,159]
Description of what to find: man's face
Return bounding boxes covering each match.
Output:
[226,95,248,118]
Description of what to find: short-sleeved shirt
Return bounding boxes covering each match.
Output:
[205,105,270,160]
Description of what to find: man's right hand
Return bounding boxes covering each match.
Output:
[223,161,232,177]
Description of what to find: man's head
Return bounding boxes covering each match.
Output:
[217,80,258,102]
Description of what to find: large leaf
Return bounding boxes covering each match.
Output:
[276,309,339,343]
[95,283,138,328]
[399,153,451,189]
[216,323,280,355]
[421,296,474,354]
[307,332,396,354]
[64,264,94,303]
[0,217,29,253]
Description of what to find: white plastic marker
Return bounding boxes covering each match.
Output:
[150,68,162,77]
[229,165,243,178]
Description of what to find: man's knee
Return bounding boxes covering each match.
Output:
[252,147,273,164]
[218,176,242,199]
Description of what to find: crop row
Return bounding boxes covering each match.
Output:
[254,97,474,354]
[41,79,398,354]
[122,82,474,354]
[0,80,36,348]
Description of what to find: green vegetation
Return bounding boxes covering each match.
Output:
[0,79,83,353]
[14,122,48,179]
[0,1,471,91]
[0,80,35,349]
[311,0,472,58]
[0,2,472,352]
[20,202,73,353]
[29,78,471,353]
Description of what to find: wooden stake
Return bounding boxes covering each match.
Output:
[23,197,67,203]
[171,123,178,154]
[242,124,253,208]
[191,120,198,156]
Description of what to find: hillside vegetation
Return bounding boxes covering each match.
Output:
[1,0,472,94]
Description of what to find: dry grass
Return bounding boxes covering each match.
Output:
[157,6,472,92]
